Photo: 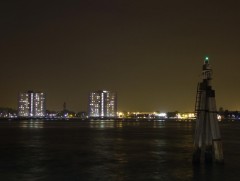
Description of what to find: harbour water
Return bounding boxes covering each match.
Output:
[0,120,240,181]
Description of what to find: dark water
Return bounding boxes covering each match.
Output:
[0,120,240,181]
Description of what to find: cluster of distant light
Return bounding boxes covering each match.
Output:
[0,111,194,119]
[0,112,17,118]
[117,112,195,120]
[1,110,240,121]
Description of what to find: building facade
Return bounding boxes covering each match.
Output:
[18,91,46,117]
[88,90,117,118]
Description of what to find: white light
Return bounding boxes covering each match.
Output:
[156,113,167,118]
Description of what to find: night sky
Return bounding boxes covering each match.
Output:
[1,0,240,112]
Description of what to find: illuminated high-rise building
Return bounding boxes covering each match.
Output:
[88,90,117,118]
[18,91,46,117]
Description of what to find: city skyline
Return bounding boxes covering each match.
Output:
[1,1,240,112]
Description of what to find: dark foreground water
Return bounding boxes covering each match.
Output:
[0,120,240,181]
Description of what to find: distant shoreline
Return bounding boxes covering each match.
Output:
[0,117,238,122]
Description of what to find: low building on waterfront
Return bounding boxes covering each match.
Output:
[176,112,196,120]
[0,107,17,118]
[117,111,167,119]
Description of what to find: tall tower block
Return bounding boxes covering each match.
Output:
[193,57,224,164]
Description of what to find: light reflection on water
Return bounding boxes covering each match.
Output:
[0,120,239,180]
[19,120,45,129]
[88,120,166,129]
[89,120,116,128]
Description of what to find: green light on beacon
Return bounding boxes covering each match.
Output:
[204,56,209,63]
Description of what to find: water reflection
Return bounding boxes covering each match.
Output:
[192,164,225,181]
[153,121,166,128]
[1,121,239,180]
[88,120,167,129]
[19,120,44,129]
[89,120,115,128]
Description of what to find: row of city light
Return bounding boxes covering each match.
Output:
[0,111,194,119]
[0,111,237,121]
[117,112,196,119]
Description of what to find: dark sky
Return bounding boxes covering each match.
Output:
[0,0,240,112]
